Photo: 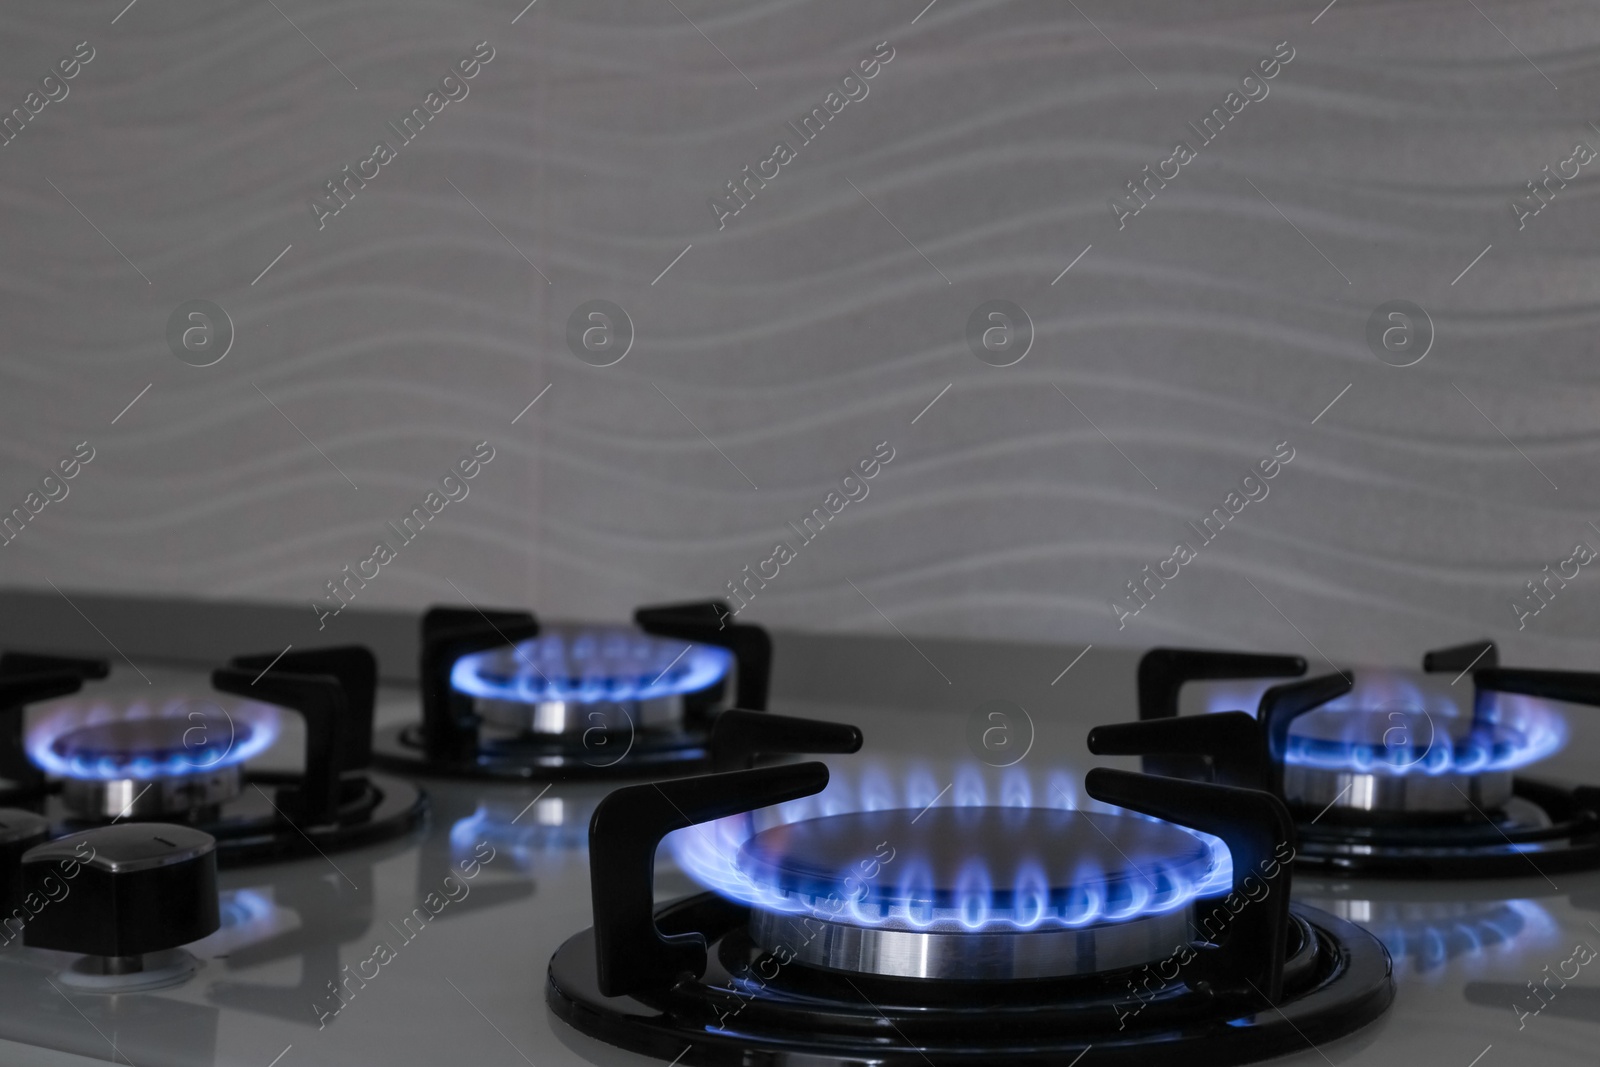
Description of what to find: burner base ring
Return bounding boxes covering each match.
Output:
[370,722,716,782]
[547,893,1394,1067]
[203,770,429,868]
[473,694,688,735]
[61,766,242,821]
[1291,776,1600,878]
[1282,764,1511,818]
[748,904,1196,981]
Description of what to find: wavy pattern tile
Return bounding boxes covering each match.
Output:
[1,0,1599,666]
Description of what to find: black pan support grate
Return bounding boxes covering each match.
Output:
[378,599,797,781]
[547,759,1394,1066]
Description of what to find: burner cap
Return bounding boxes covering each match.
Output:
[1285,706,1537,774]
[738,807,1217,929]
[51,716,247,778]
[25,697,282,784]
[449,625,732,710]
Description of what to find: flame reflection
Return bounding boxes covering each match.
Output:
[1311,897,1559,979]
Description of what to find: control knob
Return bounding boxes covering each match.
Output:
[21,823,219,989]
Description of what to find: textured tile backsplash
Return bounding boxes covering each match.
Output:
[1,0,1596,665]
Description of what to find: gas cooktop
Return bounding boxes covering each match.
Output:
[0,602,1593,1067]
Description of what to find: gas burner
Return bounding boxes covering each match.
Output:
[373,600,803,781]
[0,647,426,868]
[1092,643,1600,877]
[667,763,1232,981]
[548,762,1394,1066]
[1269,669,1561,820]
[739,806,1217,980]
[451,626,733,734]
[28,695,282,821]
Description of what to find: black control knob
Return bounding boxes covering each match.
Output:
[21,823,220,962]
[0,809,50,917]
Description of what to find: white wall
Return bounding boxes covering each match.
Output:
[1,0,1597,665]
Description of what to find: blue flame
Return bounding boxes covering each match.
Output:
[667,763,1231,932]
[449,624,732,706]
[26,696,282,781]
[1202,672,1566,776]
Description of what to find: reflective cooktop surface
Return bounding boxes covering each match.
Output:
[0,641,1596,1067]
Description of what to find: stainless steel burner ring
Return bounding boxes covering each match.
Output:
[747,905,1196,981]
[733,806,1220,982]
[473,695,692,736]
[61,766,242,821]
[1281,763,1512,816]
